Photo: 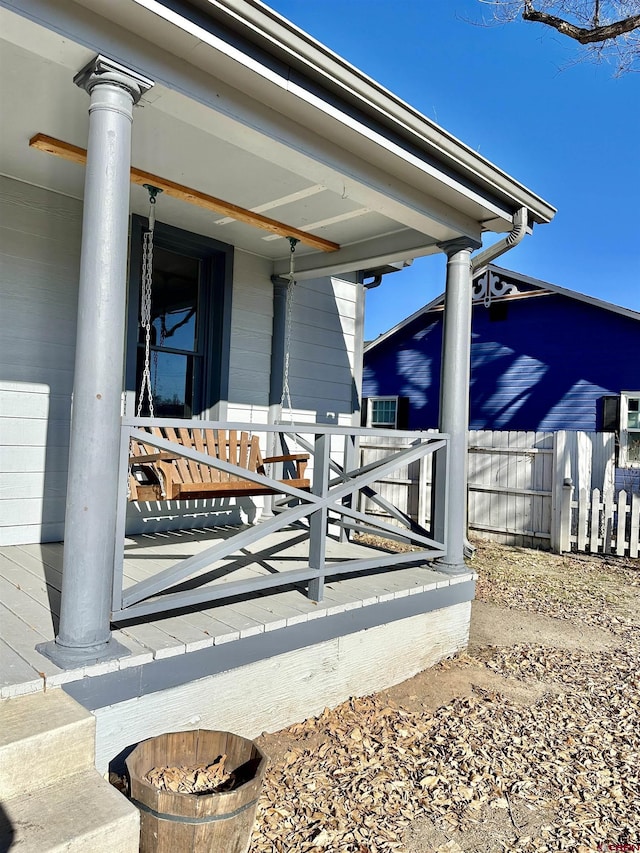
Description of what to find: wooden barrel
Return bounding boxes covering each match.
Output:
[125,730,268,853]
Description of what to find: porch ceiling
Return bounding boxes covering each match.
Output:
[0,0,552,277]
[2,33,414,266]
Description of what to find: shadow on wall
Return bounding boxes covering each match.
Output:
[364,295,638,433]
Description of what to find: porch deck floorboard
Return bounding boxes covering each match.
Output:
[0,527,470,699]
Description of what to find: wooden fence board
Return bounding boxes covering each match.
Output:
[567,487,640,558]
[631,494,640,559]
[589,489,600,554]
[360,430,635,554]
[616,491,627,557]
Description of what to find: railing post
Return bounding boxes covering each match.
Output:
[559,477,573,553]
[308,432,330,601]
[340,432,357,542]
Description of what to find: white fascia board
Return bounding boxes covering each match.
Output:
[189,0,556,226]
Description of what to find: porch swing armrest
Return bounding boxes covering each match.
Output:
[262,452,309,480]
[262,453,309,464]
[128,451,181,464]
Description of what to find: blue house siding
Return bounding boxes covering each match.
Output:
[364,292,640,432]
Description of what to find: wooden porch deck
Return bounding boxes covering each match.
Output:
[0,525,473,700]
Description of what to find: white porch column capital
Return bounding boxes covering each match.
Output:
[74,54,154,104]
[437,236,482,257]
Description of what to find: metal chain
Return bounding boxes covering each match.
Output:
[280,238,298,422]
[136,188,160,418]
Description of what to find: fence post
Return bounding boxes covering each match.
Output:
[551,431,567,552]
[559,477,573,553]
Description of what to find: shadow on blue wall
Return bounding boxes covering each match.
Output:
[364,293,640,432]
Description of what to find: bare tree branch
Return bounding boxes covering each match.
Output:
[522,5,640,42]
[475,1,640,72]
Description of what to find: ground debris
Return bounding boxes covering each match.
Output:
[249,542,640,852]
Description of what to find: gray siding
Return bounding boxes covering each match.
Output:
[0,178,81,545]
[0,178,361,544]
[287,276,358,421]
[227,251,273,408]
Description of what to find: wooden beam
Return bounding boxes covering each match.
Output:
[29,133,340,253]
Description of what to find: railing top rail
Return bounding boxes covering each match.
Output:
[121,417,448,441]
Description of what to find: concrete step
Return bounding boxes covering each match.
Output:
[0,690,96,800]
[0,768,140,852]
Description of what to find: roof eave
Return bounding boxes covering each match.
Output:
[200,0,556,226]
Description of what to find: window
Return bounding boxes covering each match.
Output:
[126,218,232,418]
[620,392,640,467]
[363,396,409,429]
[370,397,398,428]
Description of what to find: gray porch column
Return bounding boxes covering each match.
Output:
[435,237,481,575]
[39,57,153,667]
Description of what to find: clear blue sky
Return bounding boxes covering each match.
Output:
[268,0,640,340]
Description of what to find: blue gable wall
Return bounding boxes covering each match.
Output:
[363,292,640,432]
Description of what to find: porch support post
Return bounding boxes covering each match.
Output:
[262,277,288,519]
[434,236,481,575]
[39,57,153,668]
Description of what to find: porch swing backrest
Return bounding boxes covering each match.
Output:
[128,427,310,501]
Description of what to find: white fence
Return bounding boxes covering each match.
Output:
[360,430,639,557]
[561,486,640,558]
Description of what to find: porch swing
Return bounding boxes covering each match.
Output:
[128,187,310,502]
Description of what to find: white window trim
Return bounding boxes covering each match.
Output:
[366,396,399,429]
[619,391,640,468]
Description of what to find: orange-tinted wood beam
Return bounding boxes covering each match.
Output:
[29,133,340,253]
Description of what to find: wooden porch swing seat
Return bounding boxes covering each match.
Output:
[128,427,310,502]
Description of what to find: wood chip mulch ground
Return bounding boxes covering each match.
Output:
[249,540,640,852]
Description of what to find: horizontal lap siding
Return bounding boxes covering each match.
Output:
[468,296,639,432]
[288,276,358,421]
[0,178,80,545]
[0,181,361,543]
[228,252,273,407]
[364,294,640,432]
[228,272,359,421]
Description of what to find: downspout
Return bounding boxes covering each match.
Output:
[471,206,528,272]
[363,273,383,290]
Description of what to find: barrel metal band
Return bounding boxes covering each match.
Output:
[131,796,259,824]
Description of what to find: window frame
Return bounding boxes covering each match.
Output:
[125,216,233,419]
[367,396,399,429]
[620,391,640,468]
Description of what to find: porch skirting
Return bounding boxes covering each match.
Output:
[79,593,472,773]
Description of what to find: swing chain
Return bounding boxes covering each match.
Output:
[136,185,162,418]
[281,237,298,421]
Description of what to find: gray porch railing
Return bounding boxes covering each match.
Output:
[112,420,449,621]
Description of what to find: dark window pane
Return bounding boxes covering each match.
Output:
[629,436,640,464]
[139,246,200,352]
[136,349,193,418]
